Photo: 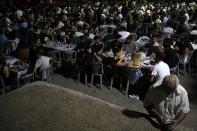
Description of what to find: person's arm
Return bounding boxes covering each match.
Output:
[3,65,10,78]
[171,111,188,129]
[144,87,166,125]
[150,75,155,82]
[34,60,40,75]
[145,106,166,126]
[171,90,190,129]
[150,65,157,82]
[33,66,38,75]
[94,52,102,62]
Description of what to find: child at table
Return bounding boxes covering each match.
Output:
[113,47,128,67]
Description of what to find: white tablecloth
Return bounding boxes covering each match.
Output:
[44,42,75,52]
[5,56,18,65]
[5,56,28,80]
[16,69,28,80]
[118,31,130,40]
[99,25,117,29]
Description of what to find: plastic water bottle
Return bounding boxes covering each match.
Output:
[125,51,129,60]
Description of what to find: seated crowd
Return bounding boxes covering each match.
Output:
[0,0,196,98]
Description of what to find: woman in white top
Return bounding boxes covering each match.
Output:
[150,47,170,88]
[34,49,51,81]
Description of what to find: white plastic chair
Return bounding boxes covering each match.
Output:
[170,58,181,76]
[17,73,34,87]
[124,67,142,96]
[179,51,194,75]
[91,62,104,89]
[170,65,180,76]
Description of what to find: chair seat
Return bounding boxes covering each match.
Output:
[17,73,34,87]
[170,65,179,76]
[178,51,194,75]
[91,62,103,88]
[124,67,142,96]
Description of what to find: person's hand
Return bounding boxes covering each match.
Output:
[7,64,14,72]
[170,119,178,129]
[119,54,124,60]
[158,115,166,126]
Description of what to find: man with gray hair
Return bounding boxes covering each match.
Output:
[144,75,190,131]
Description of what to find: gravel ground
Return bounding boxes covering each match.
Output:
[0,72,196,131]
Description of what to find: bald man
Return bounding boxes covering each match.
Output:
[144,75,190,131]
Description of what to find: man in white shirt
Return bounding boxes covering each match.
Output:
[151,61,170,88]
[144,75,190,131]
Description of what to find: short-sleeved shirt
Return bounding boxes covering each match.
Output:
[144,84,190,123]
[35,56,51,71]
[151,61,170,87]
